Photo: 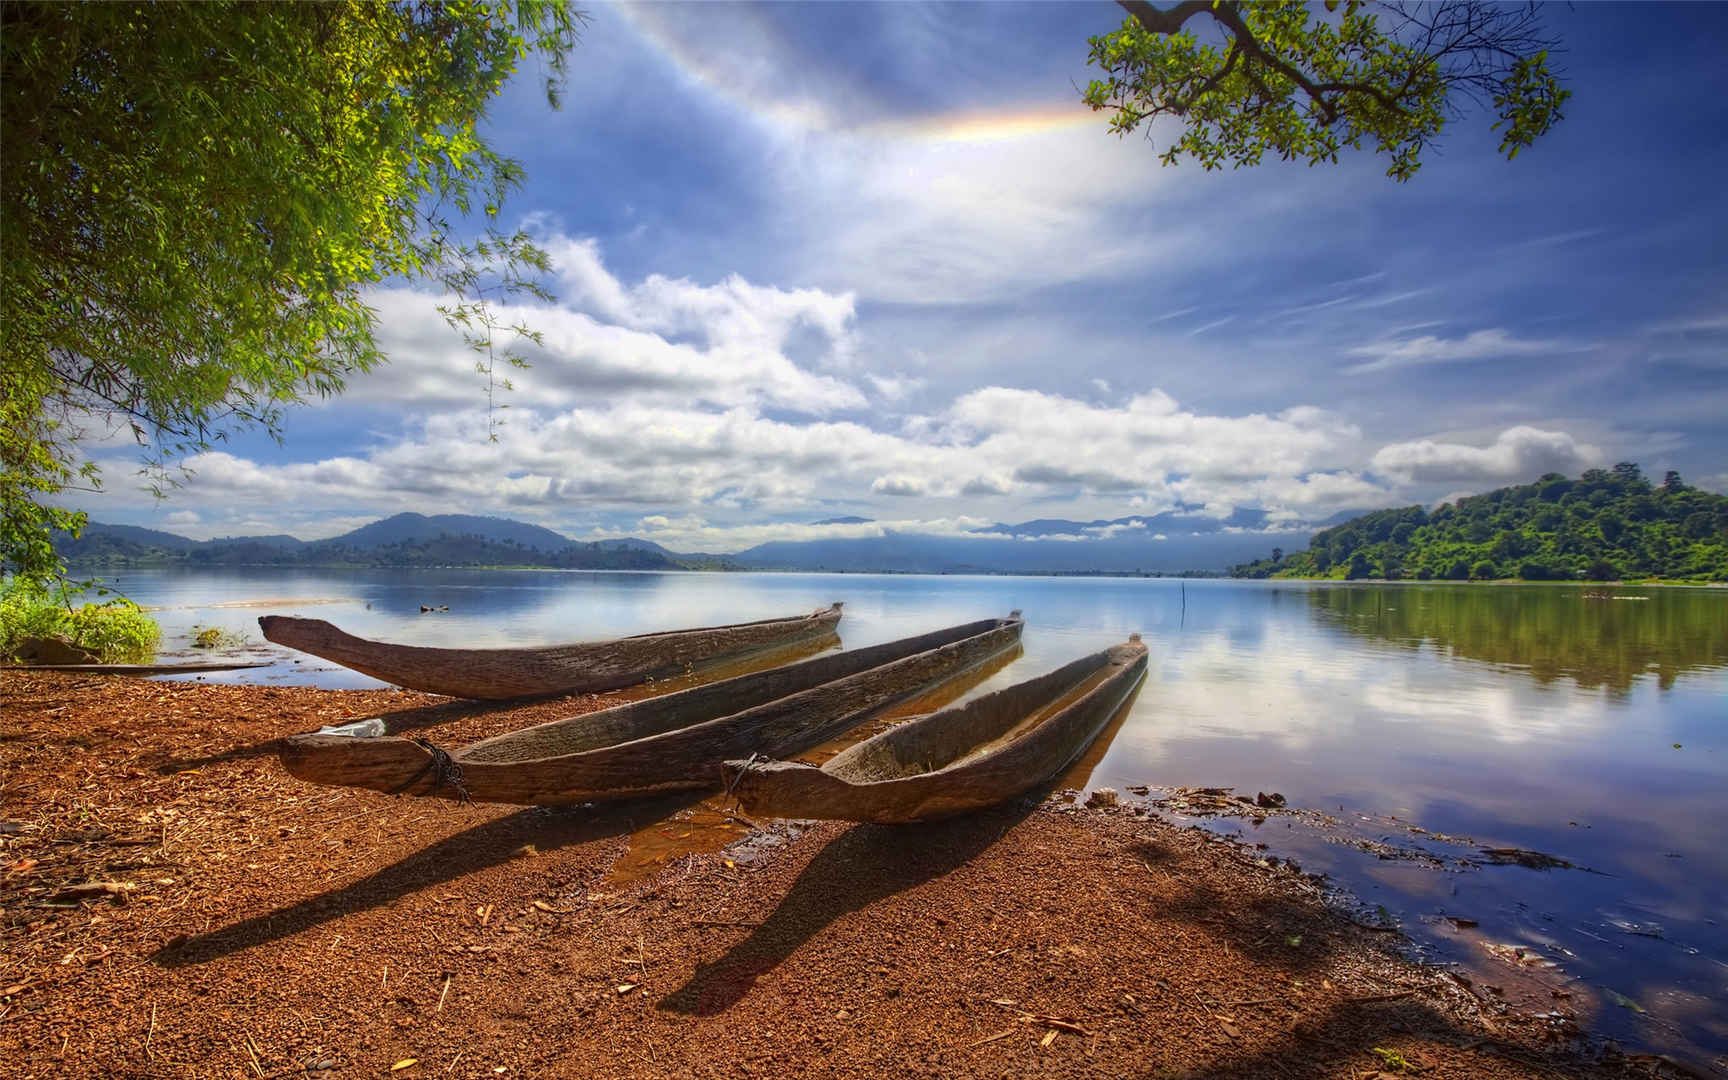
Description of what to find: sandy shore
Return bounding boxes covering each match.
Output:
[0,671,1692,1079]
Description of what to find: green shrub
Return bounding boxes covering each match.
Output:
[0,577,159,662]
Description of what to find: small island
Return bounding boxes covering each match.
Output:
[1231,465,1728,583]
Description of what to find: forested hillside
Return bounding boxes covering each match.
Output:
[1233,465,1728,582]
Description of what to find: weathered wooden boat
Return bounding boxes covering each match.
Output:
[720,635,1147,824]
[278,613,1024,804]
[258,603,845,700]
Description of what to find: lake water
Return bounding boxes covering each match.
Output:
[93,568,1728,1065]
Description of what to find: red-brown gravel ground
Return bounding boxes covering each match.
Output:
[0,671,1697,1079]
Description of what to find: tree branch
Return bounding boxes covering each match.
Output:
[1119,0,1415,123]
[1115,0,1215,37]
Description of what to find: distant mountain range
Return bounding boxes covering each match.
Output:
[56,507,1344,575]
[57,513,680,571]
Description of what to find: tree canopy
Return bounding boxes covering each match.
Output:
[1,0,581,580]
[1233,466,1728,583]
[1084,0,1569,180]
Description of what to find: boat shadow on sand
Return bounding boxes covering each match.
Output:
[150,793,705,968]
[657,798,1044,1017]
[658,680,1150,1016]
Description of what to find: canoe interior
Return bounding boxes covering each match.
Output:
[458,615,1015,764]
[827,646,1131,783]
[720,638,1147,823]
[787,640,1026,769]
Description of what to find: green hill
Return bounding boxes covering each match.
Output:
[1232,464,1728,582]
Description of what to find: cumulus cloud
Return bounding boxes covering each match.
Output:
[1085,520,1146,539]
[959,474,1012,497]
[1370,426,1604,485]
[1343,328,1580,375]
[871,474,926,496]
[934,388,1364,498]
[589,513,998,552]
[866,373,925,401]
[83,377,1396,546]
[341,236,865,416]
[67,237,1440,547]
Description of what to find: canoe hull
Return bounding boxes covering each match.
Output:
[722,639,1147,824]
[279,614,1025,805]
[259,603,843,700]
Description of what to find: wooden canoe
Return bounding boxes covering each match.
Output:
[258,603,845,700]
[721,635,1147,824]
[278,613,1025,805]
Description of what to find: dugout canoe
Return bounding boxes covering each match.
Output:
[258,603,845,700]
[278,612,1025,805]
[721,635,1147,824]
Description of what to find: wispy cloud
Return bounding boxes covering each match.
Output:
[1504,228,1606,250]
[1648,314,1728,335]
[1147,305,1200,325]
[1187,315,1237,337]
[1274,295,1356,318]
[1342,328,1582,375]
[1350,288,1432,310]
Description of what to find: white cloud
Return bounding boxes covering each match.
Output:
[342,237,865,417]
[1371,426,1604,485]
[871,474,927,497]
[933,389,1364,501]
[81,377,1394,548]
[592,513,998,552]
[544,235,858,366]
[1343,328,1580,375]
[866,373,925,401]
[67,236,1425,547]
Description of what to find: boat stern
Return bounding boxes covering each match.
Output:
[720,758,853,820]
[278,732,442,795]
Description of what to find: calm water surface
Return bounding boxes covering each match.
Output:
[106,568,1728,1064]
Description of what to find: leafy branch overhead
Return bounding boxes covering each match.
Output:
[1084,0,1570,180]
[0,1,583,580]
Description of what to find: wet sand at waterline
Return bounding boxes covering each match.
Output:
[1,671,1696,1079]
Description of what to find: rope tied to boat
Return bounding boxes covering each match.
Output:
[387,738,472,805]
[721,752,767,803]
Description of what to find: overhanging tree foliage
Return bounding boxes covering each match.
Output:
[1085,0,1569,180]
[0,0,581,580]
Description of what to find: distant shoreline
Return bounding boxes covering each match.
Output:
[59,560,1728,585]
[1240,576,1727,588]
[60,559,1229,579]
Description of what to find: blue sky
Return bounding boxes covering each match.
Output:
[79,1,1728,551]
